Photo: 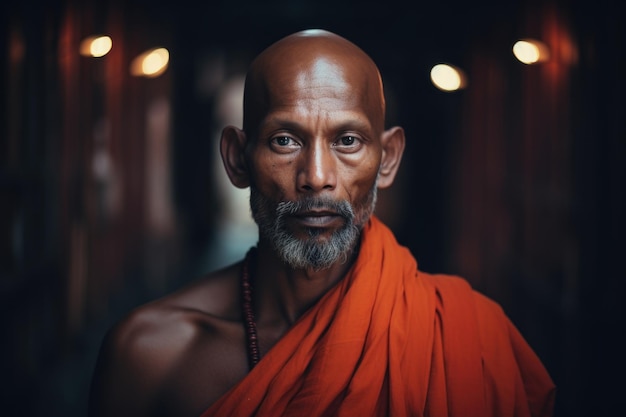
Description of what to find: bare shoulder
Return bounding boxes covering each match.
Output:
[89,262,250,417]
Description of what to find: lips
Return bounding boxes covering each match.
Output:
[292,210,344,228]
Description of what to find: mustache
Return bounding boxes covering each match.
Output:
[275,197,355,220]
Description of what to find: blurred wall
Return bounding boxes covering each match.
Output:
[1,0,624,416]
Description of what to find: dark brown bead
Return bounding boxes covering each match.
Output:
[242,247,260,368]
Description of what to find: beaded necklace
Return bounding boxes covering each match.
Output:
[241,247,260,369]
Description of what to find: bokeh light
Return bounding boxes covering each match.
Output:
[79,35,112,57]
[513,39,550,64]
[430,63,467,92]
[130,48,170,78]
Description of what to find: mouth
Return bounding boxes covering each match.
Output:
[291,210,345,229]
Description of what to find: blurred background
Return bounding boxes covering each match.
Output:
[1,0,624,415]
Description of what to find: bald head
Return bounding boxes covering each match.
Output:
[243,29,386,137]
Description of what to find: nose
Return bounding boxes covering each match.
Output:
[297,141,336,193]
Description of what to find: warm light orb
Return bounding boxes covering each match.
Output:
[430,64,467,92]
[79,35,112,57]
[513,39,550,64]
[130,48,170,78]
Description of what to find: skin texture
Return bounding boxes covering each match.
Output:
[88,29,405,417]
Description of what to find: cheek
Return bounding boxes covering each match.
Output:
[250,154,294,196]
[342,163,379,199]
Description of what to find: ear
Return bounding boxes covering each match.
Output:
[220,125,250,189]
[377,126,405,189]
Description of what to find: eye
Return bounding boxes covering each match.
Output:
[340,136,355,146]
[333,135,362,152]
[275,136,291,146]
[270,135,300,153]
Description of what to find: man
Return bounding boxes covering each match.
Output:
[88,29,555,417]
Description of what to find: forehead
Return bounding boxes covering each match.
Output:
[258,57,383,128]
[270,58,354,104]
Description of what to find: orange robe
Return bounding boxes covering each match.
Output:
[201,216,555,417]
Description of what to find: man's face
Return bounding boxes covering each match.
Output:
[247,57,384,270]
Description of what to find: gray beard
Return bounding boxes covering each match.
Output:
[250,185,377,270]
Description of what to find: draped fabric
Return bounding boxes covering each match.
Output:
[200,216,555,417]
